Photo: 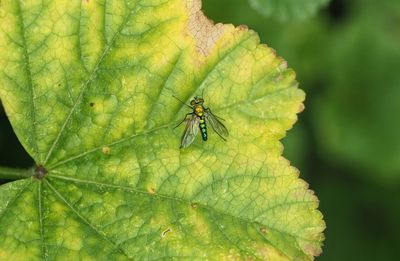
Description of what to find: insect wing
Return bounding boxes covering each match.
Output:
[180,114,200,148]
[205,110,229,139]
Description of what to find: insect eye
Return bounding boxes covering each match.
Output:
[199,98,204,103]
[190,100,195,106]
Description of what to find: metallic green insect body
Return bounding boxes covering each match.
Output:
[175,96,229,148]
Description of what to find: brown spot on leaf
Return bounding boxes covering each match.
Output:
[238,24,249,30]
[260,227,269,234]
[148,187,156,195]
[102,146,111,154]
[191,202,198,209]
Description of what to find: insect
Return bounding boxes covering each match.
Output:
[174,95,229,148]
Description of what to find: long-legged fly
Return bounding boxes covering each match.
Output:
[174,95,229,148]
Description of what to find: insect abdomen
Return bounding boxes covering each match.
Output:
[199,116,208,141]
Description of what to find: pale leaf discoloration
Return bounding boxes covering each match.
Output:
[187,0,225,56]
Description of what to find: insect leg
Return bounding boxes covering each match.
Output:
[174,113,194,129]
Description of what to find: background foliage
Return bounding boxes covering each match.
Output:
[248,0,330,21]
[1,0,399,260]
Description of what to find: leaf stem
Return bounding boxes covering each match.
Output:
[0,166,33,180]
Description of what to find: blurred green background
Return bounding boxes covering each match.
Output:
[1,0,399,260]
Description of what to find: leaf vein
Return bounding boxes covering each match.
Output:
[16,0,39,161]
[210,211,262,260]
[38,182,48,261]
[45,179,133,260]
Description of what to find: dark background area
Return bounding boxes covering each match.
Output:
[0,105,34,168]
[1,0,399,260]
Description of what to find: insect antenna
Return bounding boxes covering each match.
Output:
[172,95,192,109]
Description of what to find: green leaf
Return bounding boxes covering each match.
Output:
[0,0,324,260]
[248,0,330,21]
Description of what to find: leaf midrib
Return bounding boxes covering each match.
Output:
[47,174,272,260]
[43,5,139,165]
[48,173,317,257]
[46,91,292,170]
[49,172,319,244]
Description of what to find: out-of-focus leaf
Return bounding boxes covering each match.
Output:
[0,0,324,260]
[248,0,330,21]
[312,0,400,181]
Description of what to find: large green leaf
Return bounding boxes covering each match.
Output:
[0,0,324,259]
[248,0,330,21]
